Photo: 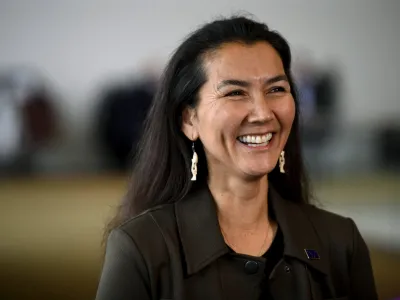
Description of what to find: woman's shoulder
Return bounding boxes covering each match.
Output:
[299,202,360,247]
[116,203,177,240]
[298,202,376,298]
[301,202,351,225]
[106,203,178,266]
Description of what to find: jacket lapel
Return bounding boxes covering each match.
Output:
[269,186,335,299]
[269,186,329,275]
[175,186,229,276]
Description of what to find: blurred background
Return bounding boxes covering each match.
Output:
[0,1,399,299]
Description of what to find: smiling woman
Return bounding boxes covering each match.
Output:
[95,16,378,300]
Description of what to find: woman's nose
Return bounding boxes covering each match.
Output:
[247,94,274,123]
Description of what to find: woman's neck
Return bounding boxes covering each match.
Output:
[208,173,269,231]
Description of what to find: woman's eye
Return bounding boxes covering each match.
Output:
[225,90,244,97]
[270,86,286,93]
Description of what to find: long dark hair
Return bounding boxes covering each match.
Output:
[106,15,311,236]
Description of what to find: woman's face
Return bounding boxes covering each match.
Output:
[182,42,295,179]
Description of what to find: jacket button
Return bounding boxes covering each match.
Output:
[284,265,291,273]
[244,260,259,274]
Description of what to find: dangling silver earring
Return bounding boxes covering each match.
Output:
[279,151,286,174]
[191,142,198,181]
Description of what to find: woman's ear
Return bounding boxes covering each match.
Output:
[181,106,199,141]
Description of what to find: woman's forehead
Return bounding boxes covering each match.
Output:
[203,42,285,82]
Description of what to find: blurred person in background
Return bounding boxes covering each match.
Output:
[0,76,22,173]
[96,16,377,300]
[293,53,339,175]
[97,65,159,171]
[0,67,57,175]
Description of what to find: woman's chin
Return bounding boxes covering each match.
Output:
[234,155,278,178]
[239,165,275,179]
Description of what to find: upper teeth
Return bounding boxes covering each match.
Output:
[238,133,273,144]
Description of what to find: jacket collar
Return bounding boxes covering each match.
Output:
[175,186,229,275]
[175,184,329,276]
[269,186,329,275]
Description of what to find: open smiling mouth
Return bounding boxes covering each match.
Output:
[237,133,273,147]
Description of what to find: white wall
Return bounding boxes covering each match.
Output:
[0,0,399,172]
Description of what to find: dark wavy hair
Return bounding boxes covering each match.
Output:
[106,15,311,237]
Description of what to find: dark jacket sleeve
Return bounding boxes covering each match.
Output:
[95,228,151,300]
[348,218,378,300]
